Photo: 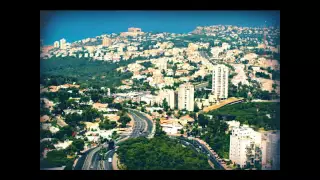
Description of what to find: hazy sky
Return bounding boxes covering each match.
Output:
[40,11,280,45]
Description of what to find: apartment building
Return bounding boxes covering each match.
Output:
[261,131,280,170]
[158,89,175,110]
[102,37,112,46]
[54,41,59,48]
[60,38,66,50]
[229,125,262,168]
[212,64,229,100]
[178,83,194,111]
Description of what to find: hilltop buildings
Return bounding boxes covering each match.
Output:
[102,37,112,46]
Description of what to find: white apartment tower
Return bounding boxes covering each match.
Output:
[178,83,194,111]
[60,38,66,50]
[159,89,175,110]
[54,41,59,48]
[212,64,229,99]
[229,125,262,168]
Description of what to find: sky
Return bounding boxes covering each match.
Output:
[40,11,280,46]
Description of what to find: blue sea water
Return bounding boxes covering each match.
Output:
[40,10,280,46]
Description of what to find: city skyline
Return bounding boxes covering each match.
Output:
[40,10,280,45]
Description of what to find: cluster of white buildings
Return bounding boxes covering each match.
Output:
[229,122,280,170]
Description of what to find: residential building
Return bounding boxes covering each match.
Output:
[229,125,262,168]
[63,109,83,115]
[226,120,240,132]
[178,83,194,111]
[158,89,175,109]
[128,27,142,33]
[261,131,280,170]
[102,37,112,46]
[161,122,183,135]
[54,41,59,48]
[212,64,229,100]
[60,38,66,50]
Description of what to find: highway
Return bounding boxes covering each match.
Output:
[81,146,102,170]
[76,109,224,170]
[129,111,147,138]
[174,136,225,170]
[82,109,152,170]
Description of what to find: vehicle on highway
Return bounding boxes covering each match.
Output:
[108,158,112,163]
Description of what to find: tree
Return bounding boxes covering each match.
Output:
[198,114,208,127]
[162,98,169,111]
[116,137,211,170]
[72,139,85,153]
[180,129,184,134]
[80,96,90,103]
[111,131,120,140]
[45,150,69,167]
[65,113,82,127]
[119,115,131,128]
[91,93,101,103]
[194,103,200,112]
[54,126,73,141]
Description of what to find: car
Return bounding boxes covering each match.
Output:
[90,166,94,169]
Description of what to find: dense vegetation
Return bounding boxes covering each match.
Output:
[198,114,230,159]
[40,136,85,170]
[228,81,279,100]
[99,117,117,130]
[40,56,135,89]
[255,72,271,79]
[207,102,280,130]
[117,136,212,170]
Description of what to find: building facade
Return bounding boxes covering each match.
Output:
[178,83,194,111]
[212,64,229,99]
[229,125,262,168]
[60,38,66,50]
[54,41,59,48]
[158,89,175,110]
[261,131,280,170]
[102,37,112,46]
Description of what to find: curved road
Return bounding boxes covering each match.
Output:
[81,108,153,170]
[173,136,225,170]
[81,109,223,170]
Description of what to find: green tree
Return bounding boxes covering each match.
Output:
[80,96,90,103]
[198,114,208,127]
[119,115,131,128]
[72,139,85,153]
[162,98,169,111]
[45,150,69,167]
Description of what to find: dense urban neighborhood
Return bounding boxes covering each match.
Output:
[40,25,280,170]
